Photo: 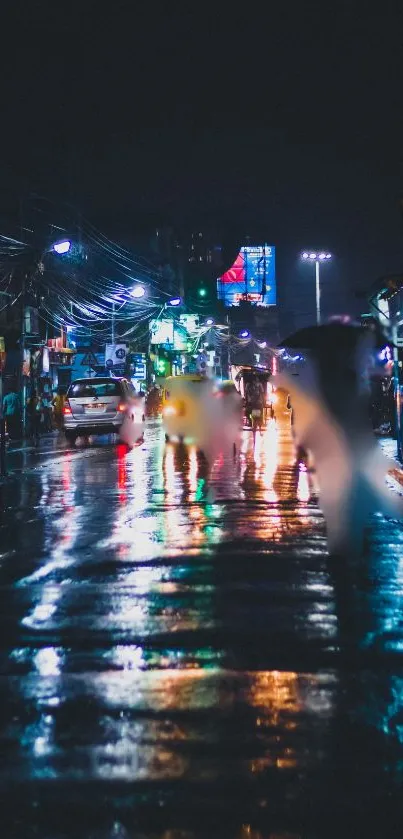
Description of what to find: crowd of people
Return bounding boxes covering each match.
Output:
[2,384,66,445]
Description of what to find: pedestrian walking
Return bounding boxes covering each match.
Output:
[287,391,308,465]
[42,392,53,432]
[277,321,403,556]
[2,384,22,440]
[27,391,43,447]
[52,388,65,430]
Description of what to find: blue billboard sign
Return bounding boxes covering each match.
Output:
[217,244,276,307]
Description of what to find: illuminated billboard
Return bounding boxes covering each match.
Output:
[150,319,174,346]
[217,245,276,307]
[179,314,199,333]
[173,325,187,351]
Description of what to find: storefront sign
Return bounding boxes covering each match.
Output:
[105,344,127,371]
[131,353,146,379]
[42,346,50,374]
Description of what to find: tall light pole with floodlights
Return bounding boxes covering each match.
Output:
[301,251,332,326]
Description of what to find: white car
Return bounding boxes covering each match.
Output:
[63,377,144,443]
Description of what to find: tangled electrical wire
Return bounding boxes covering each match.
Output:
[0,199,283,366]
[0,203,182,340]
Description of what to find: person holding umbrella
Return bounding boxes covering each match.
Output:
[276,318,402,555]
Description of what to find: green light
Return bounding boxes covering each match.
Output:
[156,358,168,374]
[198,287,207,298]
[195,478,206,502]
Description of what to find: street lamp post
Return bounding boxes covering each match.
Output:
[111,285,146,345]
[0,290,12,475]
[315,260,320,326]
[111,302,115,344]
[19,239,73,436]
[301,251,332,326]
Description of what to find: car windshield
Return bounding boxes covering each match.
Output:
[68,381,122,398]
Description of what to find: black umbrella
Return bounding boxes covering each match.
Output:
[278,322,391,352]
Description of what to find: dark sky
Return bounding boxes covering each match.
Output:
[1,2,403,318]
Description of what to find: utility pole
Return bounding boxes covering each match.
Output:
[0,399,5,477]
[21,272,27,436]
[315,260,321,326]
[0,332,7,476]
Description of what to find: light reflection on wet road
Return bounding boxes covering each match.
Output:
[1,417,403,838]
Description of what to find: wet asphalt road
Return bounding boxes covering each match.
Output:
[1,417,403,838]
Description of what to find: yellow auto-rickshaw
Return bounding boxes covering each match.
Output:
[162,374,214,443]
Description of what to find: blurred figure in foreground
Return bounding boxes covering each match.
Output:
[119,389,145,447]
[163,374,243,460]
[276,320,402,556]
[218,380,243,454]
[162,375,220,454]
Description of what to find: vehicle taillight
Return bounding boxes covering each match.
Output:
[63,403,72,416]
[118,403,126,412]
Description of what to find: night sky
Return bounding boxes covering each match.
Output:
[1,2,403,321]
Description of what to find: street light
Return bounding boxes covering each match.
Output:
[130,284,146,299]
[300,250,333,325]
[52,240,71,255]
[111,284,147,342]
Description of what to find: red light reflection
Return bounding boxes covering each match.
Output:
[62,457,71,492]
[117,444,127,504]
